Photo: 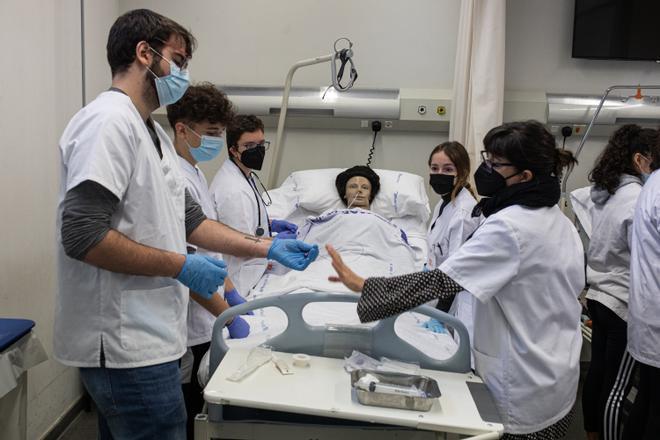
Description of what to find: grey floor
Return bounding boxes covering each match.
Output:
[57,371,588,440]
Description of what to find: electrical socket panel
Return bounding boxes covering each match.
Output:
[399,89,452,122]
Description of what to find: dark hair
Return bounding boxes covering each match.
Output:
[335,166,381,204]
[483,120,577,177]
[227,115,265,148]
[107,9,196,77]
[589,124,659,194]
[428,141,477,201]
[166,83,235,128]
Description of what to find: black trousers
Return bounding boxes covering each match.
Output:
[181,341,211,440]
[622,361,660,440]
[582,299,628,434]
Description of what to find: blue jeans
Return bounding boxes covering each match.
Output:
[80,361,186,440]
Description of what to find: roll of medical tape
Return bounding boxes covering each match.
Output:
[292,353,311,367]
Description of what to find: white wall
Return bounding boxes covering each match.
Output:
[118,0,460,89]
[117,0,460,206]
[506,0,660,94]
[506,0,660,192]
[84,0,120,102]
[120,0,660,199]
[0,1,85,438]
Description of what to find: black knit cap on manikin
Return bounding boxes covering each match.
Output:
[335,166,381,205]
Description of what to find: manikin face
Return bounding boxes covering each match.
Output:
[345,176,372,209]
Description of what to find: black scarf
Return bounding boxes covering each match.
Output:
[472,175,561,218]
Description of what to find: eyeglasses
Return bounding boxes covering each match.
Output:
[481,150,514,172]
[149,38,191,70]
[241,141,271,151]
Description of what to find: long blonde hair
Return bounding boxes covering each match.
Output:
[428,141,477,201]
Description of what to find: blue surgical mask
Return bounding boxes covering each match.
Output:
[641,172,651,184]
[185,126,224,162]
[147,48,190,106]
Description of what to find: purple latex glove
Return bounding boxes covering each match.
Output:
[225,288,253,315]
[227,316,250,339]
[274,230,297,240]
[271,219,298,234]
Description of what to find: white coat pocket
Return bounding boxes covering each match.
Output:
[120,286,180,351]
[472,347,507,423]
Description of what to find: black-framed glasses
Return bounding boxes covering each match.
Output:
[241,141,271,151]
[480,150,514,172]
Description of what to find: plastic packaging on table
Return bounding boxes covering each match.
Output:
[343,350,421,375]
[227,346,273,382]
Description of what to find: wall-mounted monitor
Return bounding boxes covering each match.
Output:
[572,0,660,61]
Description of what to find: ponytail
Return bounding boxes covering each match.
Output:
[555,149,578,177]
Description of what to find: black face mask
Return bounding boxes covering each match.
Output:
[474,162,522,196]
[239,145,266,170]
[429,174,455,195]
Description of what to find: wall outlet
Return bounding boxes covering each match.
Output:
[573,124,586,134]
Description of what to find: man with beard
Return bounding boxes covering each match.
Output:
[55,9,318,439]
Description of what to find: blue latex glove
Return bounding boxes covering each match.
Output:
[224,288,253,315]
[271,219,298,234]
[227,316,250,339]
[267,239,319,270]
[176,255,227,299]
[274,230,297,240]
[421,318,446,334]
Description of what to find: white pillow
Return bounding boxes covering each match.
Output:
[286,168,430,220]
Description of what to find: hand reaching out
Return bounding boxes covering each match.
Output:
[326,244,365,293]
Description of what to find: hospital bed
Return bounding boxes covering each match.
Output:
[195,168,501,440]
[196,292,504,440]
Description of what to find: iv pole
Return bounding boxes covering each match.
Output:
[267,39,357,188]
[561,84,660,208]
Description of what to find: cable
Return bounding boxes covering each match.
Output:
[561,126,572,150]
[366,121,381,167]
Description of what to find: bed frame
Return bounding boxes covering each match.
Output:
[196,292,502,440]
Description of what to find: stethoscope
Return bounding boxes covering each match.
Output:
[234,160,273,236]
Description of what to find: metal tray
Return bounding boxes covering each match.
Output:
[350,369,441,412]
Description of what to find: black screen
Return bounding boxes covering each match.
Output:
[573,0,660,61]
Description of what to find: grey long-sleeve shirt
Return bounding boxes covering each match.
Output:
[61,180,206,260]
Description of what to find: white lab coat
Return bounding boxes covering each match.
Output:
[55,91,188,368]
[439,204,584,434]
[210,159,269,296]
[586,175,643,321]
[427,188,479,268]
[177,157,220,347]
[427,188,480,342]
[628,170,660,368]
